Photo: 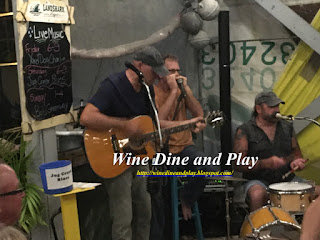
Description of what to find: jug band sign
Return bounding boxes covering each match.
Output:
[22,22,72,121]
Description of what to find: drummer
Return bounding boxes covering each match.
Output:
[232,91,315,212]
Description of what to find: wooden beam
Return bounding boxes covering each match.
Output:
[255,0,320,55]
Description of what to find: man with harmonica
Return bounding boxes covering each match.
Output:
[154,54,217,222]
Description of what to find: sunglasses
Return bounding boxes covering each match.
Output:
[168,69,182,74]
[0,188,24,197]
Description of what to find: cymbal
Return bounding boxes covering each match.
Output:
[208,176,248,182]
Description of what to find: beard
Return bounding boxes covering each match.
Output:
[263,112,279,122]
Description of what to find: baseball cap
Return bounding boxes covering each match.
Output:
[255,91,285,106]
[134,46,169,77]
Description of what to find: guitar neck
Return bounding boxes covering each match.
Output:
[133,122,197,144]
[161,122,197,138]
[129,111,223,145]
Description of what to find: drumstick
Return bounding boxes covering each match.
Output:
[282,166,299,180]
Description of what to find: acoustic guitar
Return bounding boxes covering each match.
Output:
[83,111,224,178]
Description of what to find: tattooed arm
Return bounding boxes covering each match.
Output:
[232,128,249,172]
[284,132,303,163]
[291,132,303,159]
[288,132,307,171]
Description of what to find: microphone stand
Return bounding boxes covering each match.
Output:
[124,61,163,148]
[278,113,320,128]
[294,116,320,127]
[141,81,164,148]
[124,62,165,196]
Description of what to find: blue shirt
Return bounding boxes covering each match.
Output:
[89,71,154,118]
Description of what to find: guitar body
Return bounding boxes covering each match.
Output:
[84,110,224,179]
[84,115,156,179]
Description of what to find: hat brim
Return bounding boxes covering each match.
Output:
[152,65,169,78]
[266,99,285,107]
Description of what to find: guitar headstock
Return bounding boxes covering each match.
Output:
[205,111,225,128]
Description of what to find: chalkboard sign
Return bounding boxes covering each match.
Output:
[22,22,72,121]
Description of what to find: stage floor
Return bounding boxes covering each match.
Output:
[205,237,242,240]
[181,236,243,240]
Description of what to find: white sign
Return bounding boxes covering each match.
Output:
[45,164,73,190]
[25,1,69,24]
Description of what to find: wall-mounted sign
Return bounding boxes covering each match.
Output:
[25,1,70,24]
[22,22,72,121]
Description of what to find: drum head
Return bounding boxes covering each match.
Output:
[269,182,312,191]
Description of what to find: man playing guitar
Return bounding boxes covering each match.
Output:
[80,46,204,240]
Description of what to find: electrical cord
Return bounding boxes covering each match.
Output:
[50,207,62,240]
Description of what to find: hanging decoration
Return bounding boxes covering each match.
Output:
[180,0,220,49]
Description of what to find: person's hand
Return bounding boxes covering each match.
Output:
[267,156,287,169]
[165,74,178,91]
[290,158,307,171]
[176,75,188,88]
[125,120,144,137]
[190,116,206,133]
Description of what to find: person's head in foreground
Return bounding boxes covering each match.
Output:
[0,164,25,226]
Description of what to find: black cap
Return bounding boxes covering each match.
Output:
[134,46,169,77]
[255,91,285,107]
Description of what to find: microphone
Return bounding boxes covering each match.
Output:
[125,61,144,83]
[275,113,294,120]
[176,79,186,97]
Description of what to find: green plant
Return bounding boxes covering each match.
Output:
[0,130,46,233]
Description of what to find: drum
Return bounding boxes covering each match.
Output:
[269,182,314,213]
[240,206,301,238]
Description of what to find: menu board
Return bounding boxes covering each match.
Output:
[22,22,72,121]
